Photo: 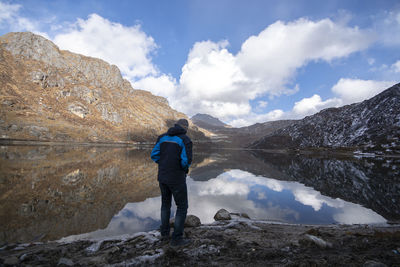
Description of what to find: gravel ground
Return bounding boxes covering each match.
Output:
[1,216,399,266]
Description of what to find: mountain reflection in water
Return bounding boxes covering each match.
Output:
[1,146,399,243]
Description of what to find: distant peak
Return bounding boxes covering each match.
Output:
[191,113,228,127]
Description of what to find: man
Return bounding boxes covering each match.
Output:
[150,118,193,247]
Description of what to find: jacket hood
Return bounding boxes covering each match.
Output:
[167,124,187,136]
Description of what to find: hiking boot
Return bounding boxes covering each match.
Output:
[170,238,192,247]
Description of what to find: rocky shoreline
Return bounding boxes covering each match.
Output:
[1,210,400,266]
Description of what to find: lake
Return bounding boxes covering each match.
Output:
[1,145,399,244]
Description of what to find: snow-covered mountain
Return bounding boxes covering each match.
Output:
[250,83,400,153]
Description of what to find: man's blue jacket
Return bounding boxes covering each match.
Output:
[150,124,193,184]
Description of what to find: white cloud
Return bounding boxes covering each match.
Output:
[331,78,396,104]
[374,10,400,46]
[53,14,158,80]
[179,40,250,102]
[257,101,268,109]
[0,1,49,38]
[0,2,21,24]
[237,18,374,95]
[367,58,375,65]
[292,94,342,117]
[392,60,400,73]
[132,74,177,99]
[52,14,180,100]
[174,17,375,124]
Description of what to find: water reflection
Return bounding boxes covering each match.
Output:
[1,146,399,243]
[0,145,160,243]
[188,170,385,225]
[65,169,386,241]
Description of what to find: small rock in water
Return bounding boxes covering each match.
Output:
[214,209,231,221]
[363,260,387,267]
[58,257,74,266]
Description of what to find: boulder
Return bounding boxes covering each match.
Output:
[214,209,231,221]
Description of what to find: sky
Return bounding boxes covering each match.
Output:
[0,0,399,127]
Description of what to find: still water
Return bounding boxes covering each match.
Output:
[1,145,399,243]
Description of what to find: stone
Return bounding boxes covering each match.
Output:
[363,260,387,267]
[185,215,201,227]
[214,209,232,221]
[58,257,74,266]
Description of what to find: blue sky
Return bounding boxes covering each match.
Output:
[1,0,399,126]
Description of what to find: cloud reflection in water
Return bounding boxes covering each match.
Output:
[67,169,385,240]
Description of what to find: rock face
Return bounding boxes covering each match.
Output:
[0,32,206,142]
[250,83,400,152]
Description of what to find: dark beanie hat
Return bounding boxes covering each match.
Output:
[176,118,189,128]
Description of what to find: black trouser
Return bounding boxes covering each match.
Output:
[159,182,188,240]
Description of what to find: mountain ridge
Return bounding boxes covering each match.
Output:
[250,83,400,152]
[0,32,207,143]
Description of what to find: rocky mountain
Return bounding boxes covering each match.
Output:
[191,113,229,130]
[250,83,400,153]
[191,114,295,147]
[0,32,207,143]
